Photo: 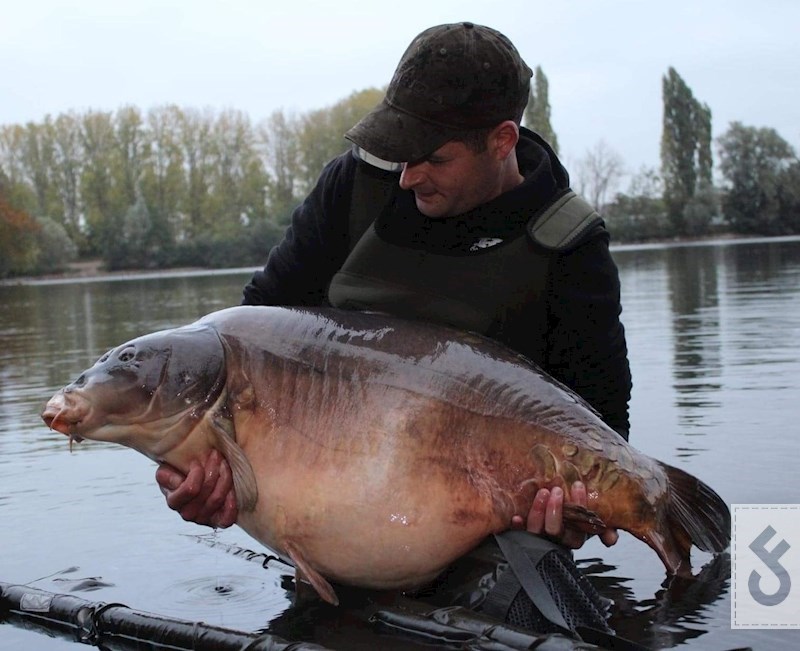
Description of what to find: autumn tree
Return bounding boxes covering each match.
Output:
[297,87,384,192]
[0,182,40,276]
[258,109,302,223]
[523,66,559,154]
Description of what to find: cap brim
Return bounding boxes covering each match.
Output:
[345,99,458,164]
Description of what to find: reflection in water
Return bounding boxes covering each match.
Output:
[666,245,723,444]
[582,554,730,649]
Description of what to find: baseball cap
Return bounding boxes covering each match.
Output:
[345,22,532,163]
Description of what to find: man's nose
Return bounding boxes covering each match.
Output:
[399,162,425,190]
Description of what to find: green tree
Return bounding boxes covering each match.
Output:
[776,160,800,233]
[33,216,78,273]
[717,122,796,234]
[105,192,152,270]
[0,122,62,220]
[80,110,119,255]
[660,67,713,233]
[695,102,713,189]
[113,106,148,210]
[141,105,186,259]
[523,66,559,154]
[177,108,215,239]
[603,167,669,242]
[0,125,38,213]
[206,109,266,237]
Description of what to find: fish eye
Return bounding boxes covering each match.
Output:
[118,347,136,363]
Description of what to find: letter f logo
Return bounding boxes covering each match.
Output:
[749,525,792,606]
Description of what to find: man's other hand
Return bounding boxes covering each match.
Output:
[512,481,619,549]
[155,449,238,529]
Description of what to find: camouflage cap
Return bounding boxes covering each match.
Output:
[345,22,532,163]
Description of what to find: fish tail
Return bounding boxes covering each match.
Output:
[663,462,730,553]
[648,462,730,573]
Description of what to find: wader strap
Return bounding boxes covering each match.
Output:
[527,190,603,251]
[490,531,573,633]
[479,560,523,623]
[487,532,652,651]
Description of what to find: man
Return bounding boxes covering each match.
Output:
[157,21,629,631]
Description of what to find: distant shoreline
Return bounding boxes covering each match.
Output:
[4,234,800,287]
[0,260,258,287]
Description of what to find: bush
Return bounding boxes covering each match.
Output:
[603,195,671,242]
[169,219,285,269]
[33,217,78,273]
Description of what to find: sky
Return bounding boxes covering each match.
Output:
[3,0,798,186]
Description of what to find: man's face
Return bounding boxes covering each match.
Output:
[398,140,502,219]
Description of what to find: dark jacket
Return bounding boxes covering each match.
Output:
[242,128,632,436]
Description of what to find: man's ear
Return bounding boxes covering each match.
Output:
[489,121,520,160]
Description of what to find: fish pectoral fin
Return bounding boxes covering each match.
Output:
[562,503,608,534]
[285,540,339,606]
[210,412,259,513]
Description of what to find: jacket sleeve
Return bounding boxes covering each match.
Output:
[544,233,632,438]
[241,153,354,306]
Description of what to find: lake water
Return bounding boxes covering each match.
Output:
[2,238,800,650]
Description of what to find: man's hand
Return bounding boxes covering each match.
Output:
[155,449,238,529]
[512,481,619,549]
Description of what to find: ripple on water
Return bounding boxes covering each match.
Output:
[153,573,293,631]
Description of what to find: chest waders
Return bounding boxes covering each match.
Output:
[328,155,604,340]
[327,151,646,648]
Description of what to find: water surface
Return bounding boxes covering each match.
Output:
[2,239,799,650]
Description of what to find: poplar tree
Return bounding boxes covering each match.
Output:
[695,102,713,189]
[660,67,713,232]
[523,66,559,154]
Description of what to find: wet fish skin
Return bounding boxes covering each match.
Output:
[42,306,731,605]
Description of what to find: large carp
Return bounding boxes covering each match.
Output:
[42,306,730,605]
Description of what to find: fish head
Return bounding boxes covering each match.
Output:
[41,323,226,458]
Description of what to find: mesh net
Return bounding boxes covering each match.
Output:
[503,549,611,634]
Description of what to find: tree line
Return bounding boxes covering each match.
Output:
[2,68,799,278]
[587,68,799,242]
[0,88,382,276]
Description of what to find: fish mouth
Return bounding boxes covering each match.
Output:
[42,391,87,451]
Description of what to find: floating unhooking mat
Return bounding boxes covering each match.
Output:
[1,581,607,650]
[0,581,328,651]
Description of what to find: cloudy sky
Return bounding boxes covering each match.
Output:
[3,0,798,184]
